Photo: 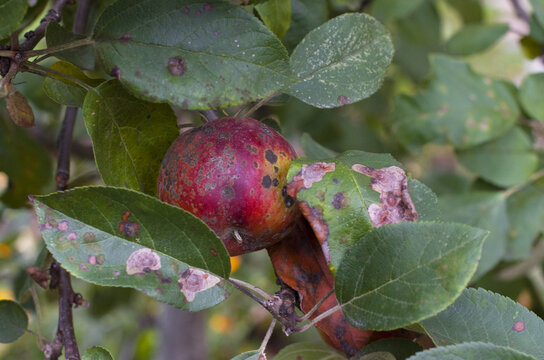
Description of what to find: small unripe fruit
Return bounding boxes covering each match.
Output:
[158,117,298,256]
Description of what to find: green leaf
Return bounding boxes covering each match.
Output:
[274,343,345,359]
[0,104,53,208]
[354,338,422,360]
[46,22,95,70]
[0,300,28,343]
[369,0,425,21]
[420,288,544,360]
[335,222,487,330]
[82,346,114,360]
[506,178,544,260]
[408,179,440,221]
[282,0,328,53]
[92,0,292,110]
[530,0,544,30]
[287,13,394,108]
[438,191,507,280]
[32,186,231,311]
[0,0,28,40]
[393,55,519,151]
[255,0,291,39]
[357,353,395,360]
[300,133,337,160]
[406,342,537,360]
[82,80,179,196]
[335,150,401,169]
[457,127,538,188]
[519,73,544,121]
[446,0,483,24]
[445,23,508,56]
[393,1,442,81]
[231,351,260,360]
[42,61,102,107]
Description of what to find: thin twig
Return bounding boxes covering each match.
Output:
[527,265,544,307]
[21,61,93,91]
[510,0,530,22]
[296,288,334,322]
[503,167,544,198]
[227,278,268,307]
[23,38,94,58]
[229,278,272,300]
[258,318,277,355]
[241,92,280,119]
[56,107,78,190]
[498,238,544,280]
[200,110,220,122]
[30,283,44,347]
[20,0,72,52]
[292,304,342,333]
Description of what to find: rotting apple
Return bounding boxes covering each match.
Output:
[157,117,299,256]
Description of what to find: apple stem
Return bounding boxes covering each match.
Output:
[258,318,277,356]
[233,229,244,244]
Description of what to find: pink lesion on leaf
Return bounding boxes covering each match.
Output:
[286,162,336,198]
[512,320,525,332]
[126,248,161,275]
[178,268,220,302]
[352,165,418,227]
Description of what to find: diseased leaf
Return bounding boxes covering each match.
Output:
[0,300,28,343]
[335,222,487,330]
[255,0,291,39]
[457,127,538,188]
[82,80,178,195]
[282,0,328,53]
[506,178,544,260]
[420,288,544,360]
[439,191,507,280]
[446,24,508,56]
[0,0,28,40]
[46,22,95,70]
[406,342,536,360]
[408,179,440,221]
[6,89,34,128]
[82,346,114,360]
[92,0,292,109]
[0,103,53,208]
[519,73,544,121]
[393,55,519,151]
[287,13,394,108]
[43,61,102,107]
[274,343,345,359]
[32,186,231,311]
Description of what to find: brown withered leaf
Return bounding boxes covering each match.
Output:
[6,89,35,128]
[268,218,373,356]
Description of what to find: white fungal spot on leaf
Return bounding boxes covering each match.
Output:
[126,248,161,275]
[178,268,220,302]
[352,164,418,227]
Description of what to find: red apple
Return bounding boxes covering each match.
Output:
[157,117,298,256]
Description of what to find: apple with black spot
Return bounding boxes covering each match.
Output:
[157,117,298,256]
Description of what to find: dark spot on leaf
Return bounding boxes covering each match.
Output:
[332,192,348,209]
[83,232,95,242]
[146,114,151,119]
[337,95,351,105]
[221,186,234,199]
[119,33,131,42]
[332,178,338,184]
[262,175,272,188]
[79,263,90,271]
[183,7,190,14]
[110,66,121,80]
[168,56,186,76]
[195,9,201,17]
[204,3,213,11]
[265,149,278,164]
[213,30,219,36]
[513,321,525,332]
[210,248,217,256]
[118,211,139,237]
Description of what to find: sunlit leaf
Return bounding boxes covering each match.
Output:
[519,73,544,121]
[406,342,536,360]
[274,343,345,359]
[82,80,178,195]
[255,0,291,39]
[82,346,114,360]
[288,13,393,108]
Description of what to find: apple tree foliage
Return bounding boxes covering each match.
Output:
[1,0,544,359]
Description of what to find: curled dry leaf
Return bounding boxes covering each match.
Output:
[178,268,220,302]
[351,165,418,227]
[268,219,374,356]
[6,89,35,128]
